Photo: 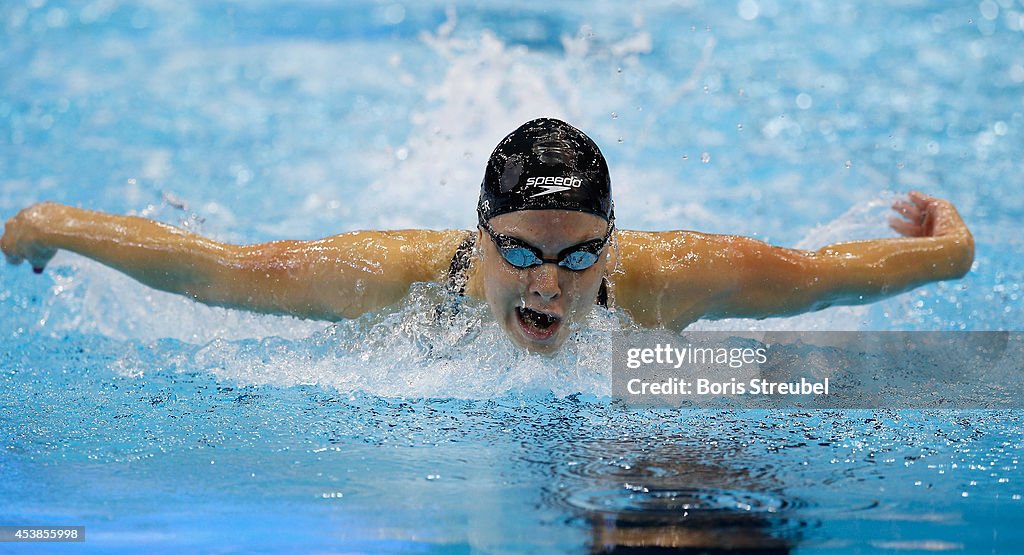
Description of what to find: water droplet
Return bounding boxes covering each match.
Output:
[796,93,813,110]
[682,154,689,161]
[703,85,710,94]
[737,0,759,21]
[737,124,743,131]
[611,112,618,119]
[844,160,852,169]
[616,67,623,74]
[700,152,711,164]
[980,0,998,20]
[617,137,624,143]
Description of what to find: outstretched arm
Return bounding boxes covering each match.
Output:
[616,192,974,329]
[2,202,466,320]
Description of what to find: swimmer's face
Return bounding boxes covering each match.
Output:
[478,210,612,355]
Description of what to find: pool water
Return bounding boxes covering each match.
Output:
[2,1,1023,553]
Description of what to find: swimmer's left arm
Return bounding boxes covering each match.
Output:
[617,192,974,329]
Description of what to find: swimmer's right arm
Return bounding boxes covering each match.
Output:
[1,202,467,320]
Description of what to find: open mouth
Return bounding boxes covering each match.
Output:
[515,307,562,340]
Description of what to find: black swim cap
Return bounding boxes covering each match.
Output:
[478,118,612,222]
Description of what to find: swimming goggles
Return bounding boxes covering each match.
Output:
[477,214,614,271]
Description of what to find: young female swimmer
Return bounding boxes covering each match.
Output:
[1,119,974,354]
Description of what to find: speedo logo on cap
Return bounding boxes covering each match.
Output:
[524,176,583,198]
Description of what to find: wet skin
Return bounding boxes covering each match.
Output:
[471,210,612,355]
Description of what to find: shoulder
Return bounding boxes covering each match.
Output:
[316,229,473,283]
[610,229,753,327]
[613,229,738,278]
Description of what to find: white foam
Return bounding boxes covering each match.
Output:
[104,282,618,398]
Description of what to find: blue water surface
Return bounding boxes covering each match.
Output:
[2,1,1024,553]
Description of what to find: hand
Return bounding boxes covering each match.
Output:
[1,202,58,273]
[889,191,968,238]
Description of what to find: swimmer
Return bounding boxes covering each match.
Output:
[1,118,974,354]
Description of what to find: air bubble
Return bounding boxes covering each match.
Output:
[737,0,760,21]
[979,0,998,21]
[700,152,711,164]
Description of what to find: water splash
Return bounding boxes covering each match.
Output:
[103,281,618,397]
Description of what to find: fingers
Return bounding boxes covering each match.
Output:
[891,191,929,235]
[2,210,53,272]
[1,221,22,266]
[889,216,923,237]
[891,191,939,237]
[892,191,969,238]
[892,199,924,223]
[25,245,56,273]
[3,249,50,272]
[907,190,934,208]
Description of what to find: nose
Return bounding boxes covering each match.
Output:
[528,263,561,301]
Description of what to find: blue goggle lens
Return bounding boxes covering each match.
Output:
[559,250,598,271]
[498,245,600,270]
[502,247,543,268]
